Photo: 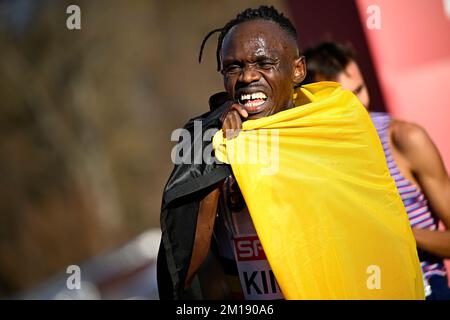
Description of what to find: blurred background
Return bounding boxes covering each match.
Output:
[0,0,448,299]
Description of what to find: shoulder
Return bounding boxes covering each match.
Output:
[390,119,431,154]
[390,119,445,176]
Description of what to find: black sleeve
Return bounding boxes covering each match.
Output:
[157,97,231,300]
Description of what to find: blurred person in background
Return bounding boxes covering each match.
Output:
[303,41,450,300]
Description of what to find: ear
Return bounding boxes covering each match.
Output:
[292,56,306,85]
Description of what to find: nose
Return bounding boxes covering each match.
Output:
[238,65,261,84]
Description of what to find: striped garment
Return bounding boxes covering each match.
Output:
[370,112,447,281]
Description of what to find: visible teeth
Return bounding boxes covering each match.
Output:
[251,92,266,100]
[244,100,265,107]
[240,92,267,101]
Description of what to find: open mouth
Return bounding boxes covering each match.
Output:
[238,92,268,112]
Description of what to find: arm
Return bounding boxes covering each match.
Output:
[392,121,450,258]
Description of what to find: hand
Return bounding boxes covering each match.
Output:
[220,103,248,139]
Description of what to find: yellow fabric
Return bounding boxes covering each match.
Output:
[212,81,424,299]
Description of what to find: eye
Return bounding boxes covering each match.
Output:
[221,64,242,75]
[257,60,275,70]
[353,85,364,95]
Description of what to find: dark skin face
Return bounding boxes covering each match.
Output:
[220,20,306,125]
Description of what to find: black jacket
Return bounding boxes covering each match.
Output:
[157,93,232,299]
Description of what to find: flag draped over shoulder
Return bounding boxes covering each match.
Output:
[212,81,424,299]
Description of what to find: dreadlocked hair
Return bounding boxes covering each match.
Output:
[198,5,298,72]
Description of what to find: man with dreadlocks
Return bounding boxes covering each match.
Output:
[195,6,306,300]
[158,6,304,300]
[158,6,423,300]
